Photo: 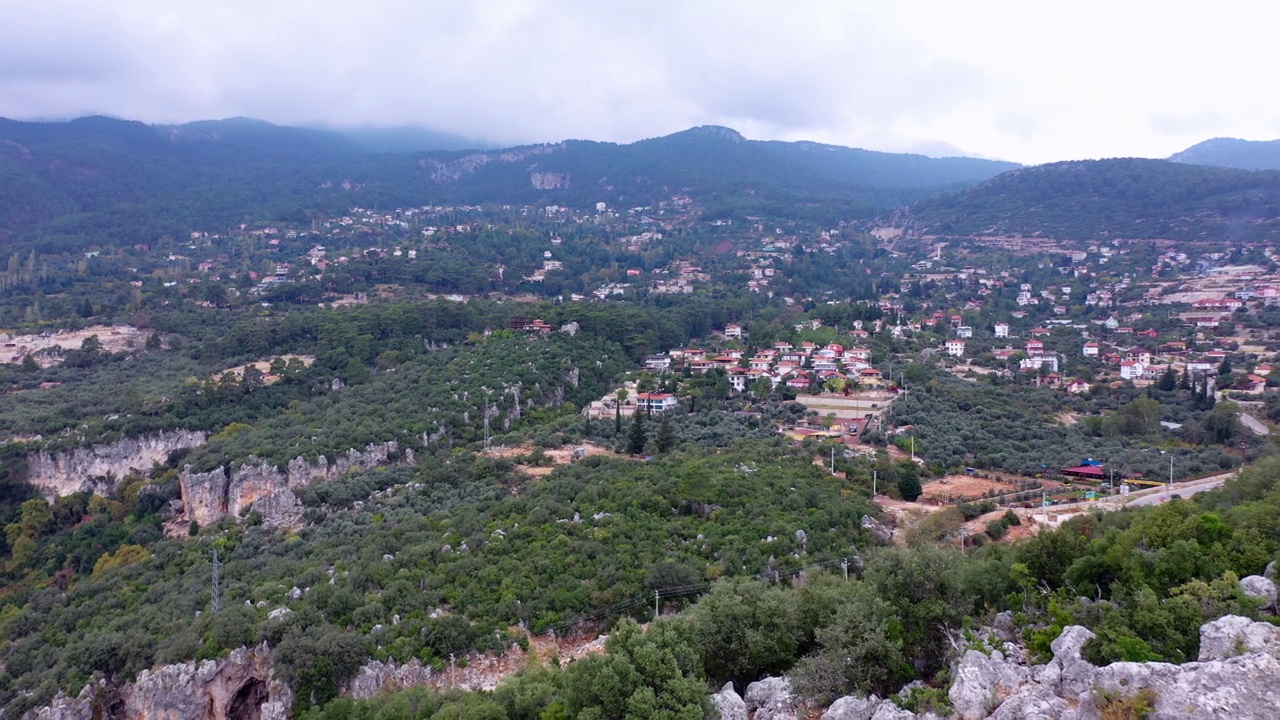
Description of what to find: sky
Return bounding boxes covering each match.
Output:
[2,0,1279,165]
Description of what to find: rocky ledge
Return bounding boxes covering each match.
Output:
[28,643,290,720]
[713,614,1280,720]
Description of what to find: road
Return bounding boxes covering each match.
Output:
[1124,473,1235,506]
[1238,412,1271,437]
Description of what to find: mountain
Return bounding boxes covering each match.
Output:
[0,117,1019,251]
[1169,137,1280,171]
[902,158,1280,242]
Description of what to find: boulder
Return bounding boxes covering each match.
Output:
[821,695,882,720]
[1198,614,1280,661]
[861,515,894,544]
[711,682,748,720]
[950,649,1031,719]
[1238,575,1277,612]
[1265,560,1276,580]
[745,676,797,720]
[1094,653,1280,719]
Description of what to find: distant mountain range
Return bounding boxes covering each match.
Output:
[4,115,1280,252]
[903,158,1280,242]
[0,116,1021,251]
[1169,137,1280,171]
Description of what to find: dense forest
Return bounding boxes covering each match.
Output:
[906,158,1280,241]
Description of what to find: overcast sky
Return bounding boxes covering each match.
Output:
[2,0,1278,164]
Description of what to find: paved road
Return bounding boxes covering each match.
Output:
[1238,412,1271,437]
[1123,473,1235,507]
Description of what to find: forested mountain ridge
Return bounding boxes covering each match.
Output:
[901,158,1280,242]
[1170,137,1280,171]
[0,116,1017,252]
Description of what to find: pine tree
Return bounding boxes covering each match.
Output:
[655,413,675,454]
[627,409,647,455]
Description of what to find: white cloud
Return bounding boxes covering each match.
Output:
[0,0,1277,164]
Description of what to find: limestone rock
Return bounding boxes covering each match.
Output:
[33,643,290,720]
[1238,575,1277,611]
[711,681,748,720]
[821,695,881,720]
[745,676,797,720]
[1094,653,1280,719]
[1264,560,1276,580]
[1198,614,1280,660]
[861,515,893,544]
[180,441,411,526]
[869,702,917,720]
[950,649,1031,719]
[26,430,207,500]
[345,658,435,699]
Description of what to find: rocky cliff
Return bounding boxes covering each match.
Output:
[179,441,412,528]
[28,643,290,720]
[25,431,207,500]
[713,614,1280,720]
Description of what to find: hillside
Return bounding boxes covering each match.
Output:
[903,158,1280,242]
[1170,137,1280,171]
[0,117,1017,252]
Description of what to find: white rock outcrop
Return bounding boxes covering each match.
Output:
[26,430,207,500]
[180,441,413,527]
[30,643,289,720]
[711,681,748,720]
[745,676,798,720]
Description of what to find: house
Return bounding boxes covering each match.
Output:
[1031,327,1051,337]
[724,324,744,339]
[634,393,678,413]
[1120,361,1145,381]
[1067,379,1091,394]
[1021,355,1060,373]
[644,355,672,371]
[1026,339,1045,354]
[1082,342,1099,357]
[994,323,1010,338]
[1237,375,1268,395]
[945,339,966,357]
[858,368,886,387]
[956,325,973,339]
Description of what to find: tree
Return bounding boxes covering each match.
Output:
[615,388,628,433]
[627,409,647,455]
[655,413,675,454]
[895,461,922,501]
[560,619,706,720]
[1157,366,1177,392]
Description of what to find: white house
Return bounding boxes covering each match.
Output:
[945,339,966,357]
[994,323,1010,338]
[724,324,744,339]
[1082,342,1099,357]
[1119,361,1145,381]
[956,325,973,339]
[634,392,678,413]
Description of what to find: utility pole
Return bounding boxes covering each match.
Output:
[483,387,492,451]
[841,557,849,581]
[830,447,835,474]
[1168,455,1174,497]
[872,470,877,497]
[211,548,222,613]
[654,590,659,621]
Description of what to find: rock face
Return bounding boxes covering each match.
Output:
[26,430,207,500]
[345,659,436,700]
[30,643,290,720]
[745,676,797,720]
[955,615,1280,719]
[180,441,411,527]
[711,682,748,720]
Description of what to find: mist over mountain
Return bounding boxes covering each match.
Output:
[1169,137,1280,171]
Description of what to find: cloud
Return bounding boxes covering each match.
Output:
[0,0,1277,164]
